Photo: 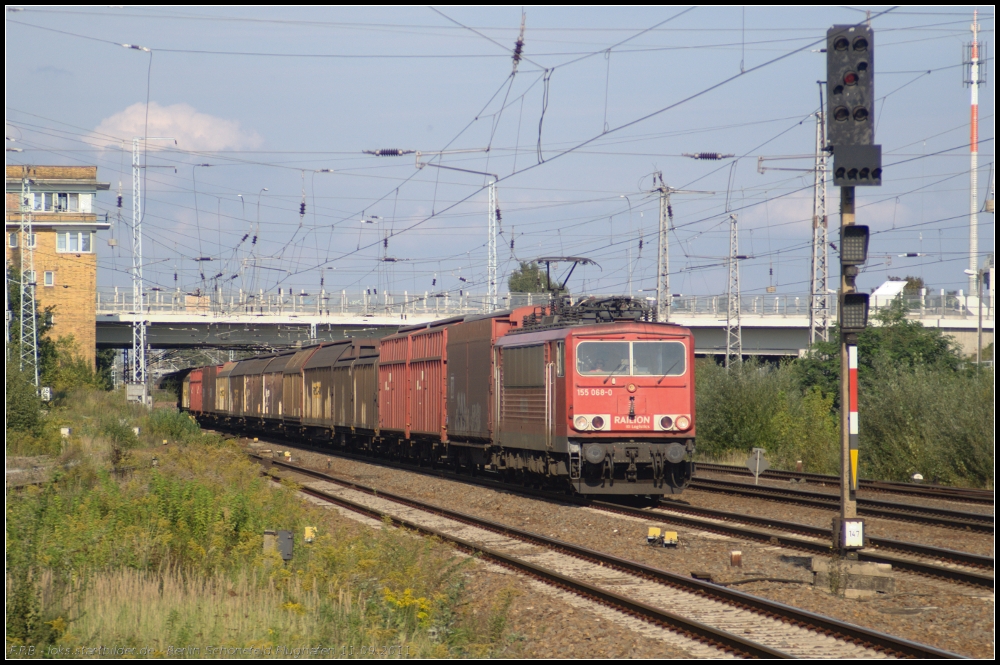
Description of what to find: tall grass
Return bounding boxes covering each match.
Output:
[7,388,516,656]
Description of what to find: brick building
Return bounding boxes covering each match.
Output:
[6,165,110,367]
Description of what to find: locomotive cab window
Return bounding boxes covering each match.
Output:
[576,341,630,375]
[632,341,685,376]
[576,341,685,377]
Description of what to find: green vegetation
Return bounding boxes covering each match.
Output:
[696,297,993,487]
[6,389,516,657]
[508,261,564,294]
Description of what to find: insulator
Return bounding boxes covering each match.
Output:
[460,290,463,296]
[496,208,502,222]
[252,235,257,245]
[377,149,401,156]
[667,204,674,218]
[510,238,515,249]
[117,195,122,208]
[215,272,223,279]
[299,202,306,216]
[374,288,378,295]
[383,237,388,248]
[240,233,249,243]
[638,239,643,250]
[432,278,436,286]
[174,272,178,282]
[200,272,205,280]
[366,289,370,295]
[320,276,324,286]
[769,267,773,276]
[699,152,720,160]
[231,274,238,280]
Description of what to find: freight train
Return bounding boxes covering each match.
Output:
[181,297,696,496]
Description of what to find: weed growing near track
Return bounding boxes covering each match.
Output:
[6,388,514,657]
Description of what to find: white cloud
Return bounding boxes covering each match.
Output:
[87,102,263,152]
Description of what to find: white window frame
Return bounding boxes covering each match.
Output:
[56,231,94,254]
[44,271,54,287]
[26,233,37,249]
[8,232,16,248]
[31,192,92,213]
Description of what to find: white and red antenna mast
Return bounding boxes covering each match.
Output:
[965,11,987,293]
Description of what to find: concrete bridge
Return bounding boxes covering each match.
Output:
[95,289,994,357]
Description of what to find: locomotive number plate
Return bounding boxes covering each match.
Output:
[577,388,613,397]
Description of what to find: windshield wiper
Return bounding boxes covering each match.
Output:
[656,360,683,384]
[603,360,629,384]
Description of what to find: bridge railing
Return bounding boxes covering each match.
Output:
[95,288,993,322]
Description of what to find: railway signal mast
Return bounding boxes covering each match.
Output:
[827,24,879,556]
[965,11,986,294]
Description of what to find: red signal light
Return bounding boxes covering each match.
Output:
[591,416,605,430]
[843,71,858,86]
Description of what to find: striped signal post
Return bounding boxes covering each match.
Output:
[847,344,859,502]
[827,23,879,555]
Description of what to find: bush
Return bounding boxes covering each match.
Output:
[145,408,201,442]
[859,361,993,486]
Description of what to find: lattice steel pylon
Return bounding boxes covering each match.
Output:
[488,179,498,311]
[656,179,671,322]
[725,214,742,368]
[130,138,147,396]
[18,169,40,388]
[809,111,830,345]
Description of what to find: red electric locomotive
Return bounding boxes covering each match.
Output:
[181,296,695,497]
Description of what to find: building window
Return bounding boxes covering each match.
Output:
[56,231,93,253]
[31,192,91,213]
[26,233,37,248]
[25,270,35,285]
[8,232,16,248]
[44,271,54,287]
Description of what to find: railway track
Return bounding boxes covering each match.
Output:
[688,477,994,534]
[695,463,994,505]
[263,456,961,659]
[236,433,993,590]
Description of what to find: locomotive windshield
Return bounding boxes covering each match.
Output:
[576,341,685,377]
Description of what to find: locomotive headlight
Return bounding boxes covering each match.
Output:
[675,415,691,431]
[590,415,606,430]
[574,415,590,431]
[659,415,673,430]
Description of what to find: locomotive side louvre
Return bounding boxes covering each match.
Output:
[331,341,379,432]
[281,344,326,423]
[302,341,354,429]
[261,352,296,420]
[215,361,239,416]
[446,314,513,442]
[497,328,566,452]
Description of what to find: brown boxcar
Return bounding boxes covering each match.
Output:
[302,341,353,429]
[216,361,239,415]
[446,313,514,443]
[235,356,275,419]
[378,331,411,437]
[202,364,219,416]
[281,344,325,423]
[409,325,447,439]
[262,352,296,420]
[332,341,379,432]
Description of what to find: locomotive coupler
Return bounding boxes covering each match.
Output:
[625,447,638,482]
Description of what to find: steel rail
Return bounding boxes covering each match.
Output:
[695,462,994,504]
[238,432,993,588]
[264,456,962,658]
[688,478,994,533]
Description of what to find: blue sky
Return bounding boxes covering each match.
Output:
[6,6,994,303]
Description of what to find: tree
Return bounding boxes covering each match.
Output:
[795,295,962,404]
[508,261,566,294]
[887,275,925,295]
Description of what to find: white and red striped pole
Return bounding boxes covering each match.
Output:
[847,344,859,501]
[968,11,981,295]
